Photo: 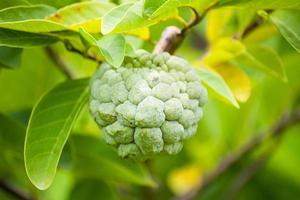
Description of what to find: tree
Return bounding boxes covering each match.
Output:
[1,0,300,200]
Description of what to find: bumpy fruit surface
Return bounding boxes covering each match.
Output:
[90,50,207,160]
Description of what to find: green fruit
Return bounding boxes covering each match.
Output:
[90,50,207,160]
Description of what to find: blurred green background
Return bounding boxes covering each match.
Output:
[1,0,300,200]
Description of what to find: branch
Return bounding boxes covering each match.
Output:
[64,42,101,62]
[45,47,75,79]
[154,6,214,54]
[174,107,300,200]
[0,180,34,200]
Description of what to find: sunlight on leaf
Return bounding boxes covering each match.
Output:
[213,63,252,102]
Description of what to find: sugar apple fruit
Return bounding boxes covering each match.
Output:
[90,50,207,160]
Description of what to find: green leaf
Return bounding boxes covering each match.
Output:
[219,0,300,9]
[101,2,175,34]
[0,5,56,22]
[235,45,286,81]
[0,0,29,10]
[144,0,193,17]
[0,5,67,33]
[47,1,115,33]
[97,34,126,68]
[0,28,58,47]
[270,9,300,53]
[27,0,80,9]
[196,67,239,108]
[69,134,156,187]
[24,78,89,190]
[0,46,22,69]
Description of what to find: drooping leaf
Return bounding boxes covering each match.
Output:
[79,29,126,67]
[0,46,22,69]
[235,45,287,81]
[213,63,252,102]
[219,0,300,9]
[24,78,89,190]
[69,134,156,187]
[47,2,115,33]
[270,9,300,53]
[0,28,58,47]
[196,67,239,108]
[97,34,126,68]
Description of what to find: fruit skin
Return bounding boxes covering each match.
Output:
[90,50,207,160]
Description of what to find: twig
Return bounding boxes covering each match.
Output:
[223,148,274,200]
[0,180,34,200]
[64,42,100,62]
[45,47,75,79]
[174,107,300,200]
[154,6,215,54]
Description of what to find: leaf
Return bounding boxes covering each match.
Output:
[97,34,126,68]
[69,134,156,187]
[0,5,67,33]
[213,63,251,102]
[270,9,300,53]
[203,37,245,66]
[24,78,89,190]
[0,0,29,10]
[143,0,193,18]
[26,0,81,9]
[0,28,58,47]
[47,1,115,33]
[0,46,22,69]
[0,5,56,22]
[206,8,234,43]
[219,0,300,9]
[101,2,175,34]
[196,67,239,108]
[235,45,287,81]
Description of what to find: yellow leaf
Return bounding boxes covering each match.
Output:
[203,37,245,66]
[70,18,101,33]
[213,63,251,102]
[206,8,233,43]
[126,27,150,40]
[167,165,202,196]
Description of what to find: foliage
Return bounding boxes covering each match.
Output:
[0,0,300,200]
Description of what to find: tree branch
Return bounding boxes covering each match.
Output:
[174,107,300,200]
[64,42,101,62]
[0,180,34,200]
[45,47,75,79]
[154,6,214,54]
